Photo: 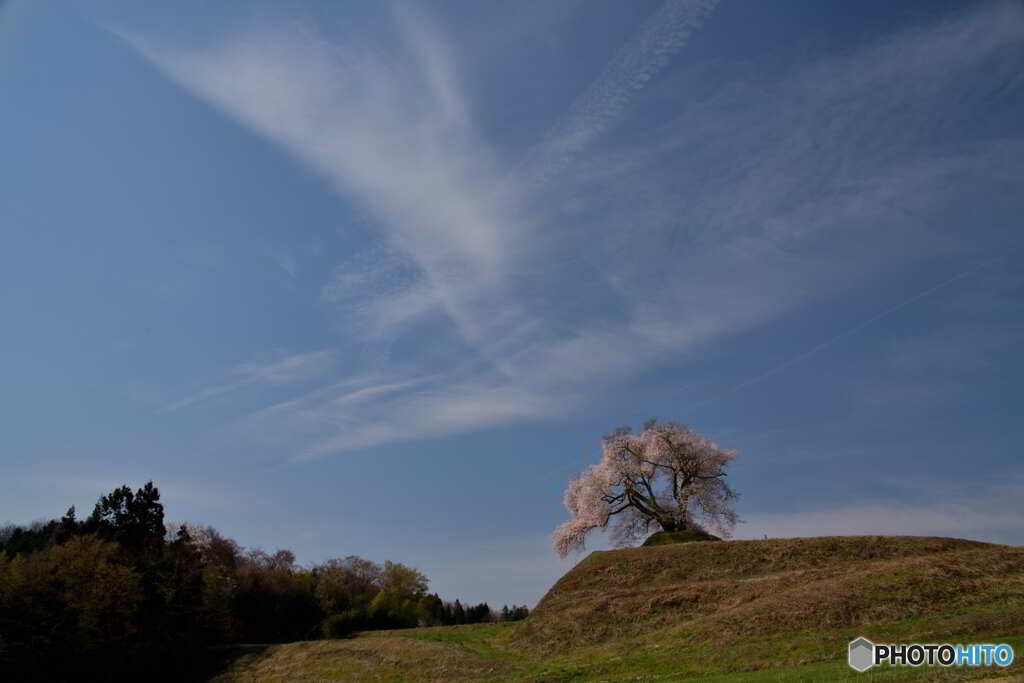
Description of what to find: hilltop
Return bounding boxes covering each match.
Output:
[214,536,1024,681]
[512,535,1024,652]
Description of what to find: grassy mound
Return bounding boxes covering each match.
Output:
[642,529,722,546]
[513,535,1024,653]
[213,536,1024,682]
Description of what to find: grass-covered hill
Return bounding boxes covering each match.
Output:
[214,536,1024,681]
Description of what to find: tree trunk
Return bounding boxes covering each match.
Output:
[659,519,684,532]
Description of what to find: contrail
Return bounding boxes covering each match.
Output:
[689,258,1001,410]
[526,0,721,186]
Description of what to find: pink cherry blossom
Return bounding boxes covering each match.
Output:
[553,420,739,557]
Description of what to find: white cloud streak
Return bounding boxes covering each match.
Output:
[111,14,524,349]
[525,0,722,185]
[161,349,337,413]
[686,259,1000,411]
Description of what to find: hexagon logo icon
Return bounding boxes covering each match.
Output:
[848,636,875,672]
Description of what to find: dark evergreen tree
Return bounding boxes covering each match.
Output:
[87,481,166,552]
[452,599,466,625]
[0,519,59,556]
[420,592,445,626]
[54,505,81,544]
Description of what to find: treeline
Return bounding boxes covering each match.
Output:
[420,595,529,627]
[0,482,527,680]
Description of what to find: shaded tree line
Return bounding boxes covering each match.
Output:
[419,594,528,626]
[0,482,527,681]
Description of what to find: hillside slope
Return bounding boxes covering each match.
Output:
[511,535,1024,653]
[214,536,1024,681]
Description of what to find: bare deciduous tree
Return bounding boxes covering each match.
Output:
[553,420,739,557]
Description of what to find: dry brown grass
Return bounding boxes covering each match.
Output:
[511,536,1024,654]
[210,631,520,682]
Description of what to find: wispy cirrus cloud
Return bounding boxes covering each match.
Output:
[525,0,722,185]
[110,12,525,349]
[224,369,565,461]
[319,245,440,339]
[115,0,1024,457]
[162,349,337,413]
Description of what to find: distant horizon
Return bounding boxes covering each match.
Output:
[3,0,1023,607]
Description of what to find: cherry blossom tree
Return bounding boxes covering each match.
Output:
[553,420,739,557]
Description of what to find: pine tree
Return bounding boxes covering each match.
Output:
[87,482,166,552]
[452,599,465,625]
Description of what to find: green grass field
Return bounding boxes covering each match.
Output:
[212,536,1024,681]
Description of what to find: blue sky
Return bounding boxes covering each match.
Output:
[2,0,1023,606]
